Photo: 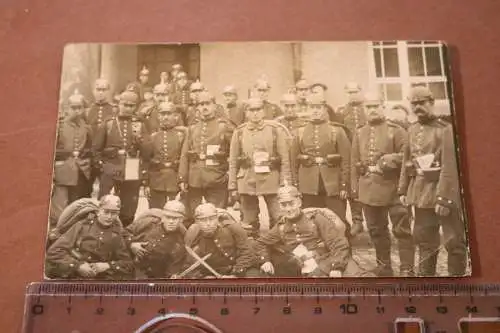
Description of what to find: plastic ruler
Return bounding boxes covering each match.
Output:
[22,282,500,332]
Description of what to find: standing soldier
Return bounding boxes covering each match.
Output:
[179,91,233,221]
[228,97,292,237]
[435,124,467,276]
[170,64,183,85]
[126,196,187,278]
[351,92,414,277]
[50,91,92,226]
[138,83,169,134]
[128,66,152,103]
[185,80,205,125]
[183,201,260,278]
[336,82,368,236]
[254,78,283,120]
[222,85,246,127]
[171,72,192,124]
[256,183,370,277]
[93,89,151,227]
[46,191,134,280]
[294,94,351,229]
[144,102,187,209]
[310,83,341,123]
[295,79,310,116]
[398,86,464,276]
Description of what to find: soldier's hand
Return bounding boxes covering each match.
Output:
[91,262,111,274]
[329,270,343,278]
[131,242,148,259]
[435,203,451,217]
[179,182,188,193]
[339,190,348,200]
[399,195,408,206]
[260,261,275,275]
[77,262,97,278]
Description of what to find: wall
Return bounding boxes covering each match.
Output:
[301,41,371,108]
[200,42,295,104]
[101,44,138,97]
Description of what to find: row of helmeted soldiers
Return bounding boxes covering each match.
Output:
[49,65,467,278]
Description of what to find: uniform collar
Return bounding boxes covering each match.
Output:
[247,121,265,130]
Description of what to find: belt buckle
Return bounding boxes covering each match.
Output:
[164,162,172,168]
[118,149,126,155]
[315,157,324,164]
[199,153,206,160]
[72,150,80,158]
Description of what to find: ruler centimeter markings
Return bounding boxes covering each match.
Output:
[23,282,500,333]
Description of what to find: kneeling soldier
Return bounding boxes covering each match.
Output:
[256,183,370,277]
[183,200,260,278]
[45,191,134,280]
[126,195,187,278]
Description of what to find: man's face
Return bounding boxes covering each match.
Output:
[97,208,119,228]
[311,86,325,95]
[159,111,178,128]
[223,93,237,105]
[257,88,269,101]
[296,87,309,101]
[347,89,363,104]
[68,104,85,120]
[309,104,326,122]
[162,214,183,233]
[139,74,148,85]
[283,103,298,119]
[160,72,168,82]
[246,107,265,124]
[279,197,302,220]
[154,92,167,104]
[93,86,109,102]
[365,102,385,122]
[388,107,409,124]
[119,100,137,117]
[411,99,435,121]
[197,214,219,236]
[198,100,215,120]
[178,78,188,88]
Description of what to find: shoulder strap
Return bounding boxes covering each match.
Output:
[272,125,277,155]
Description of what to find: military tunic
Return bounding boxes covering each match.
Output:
[138,103,160,134]
[262,101,283,120]
[45,219,134,279]
[337,103,367,141]
[145,126,187,209]
[126,221,186,278]
[351,120,407,206]
[171,84,191,125]
[87,102,115,137]
[184,219,258,277]
[224,102,246,127]
[179,117,233,214]
[255,211,351,277]
[436,125,461,209]
[92,116,151,226]
[51,118,92,226]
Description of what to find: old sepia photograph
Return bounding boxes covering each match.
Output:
[44,41,470,280]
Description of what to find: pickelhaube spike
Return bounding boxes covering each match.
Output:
[163,192,186,217]
[99,187,121,211]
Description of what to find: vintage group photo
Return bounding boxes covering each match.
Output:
[44,41,470,280]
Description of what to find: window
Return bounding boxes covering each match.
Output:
[369,41,450,115]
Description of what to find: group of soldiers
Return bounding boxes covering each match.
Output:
[46,63,468,279]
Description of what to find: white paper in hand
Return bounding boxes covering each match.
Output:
[124,157,140,180]
[415,153,435,169]
[253,151,270,173]
[205,145,220,166]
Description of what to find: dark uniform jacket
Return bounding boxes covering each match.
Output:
[263,100,283,120]
[126,221,186,278]
[294,120,351,196]
[351,120,407,206]
[145,126,187,192]
[398,117,447,208]
[45,219,133,279]
[137,103,160,134]
[184,219,258,276]
[436,124,461,209]
[224,102,246,127]
[87,101,114,137]
[53,118,92,186]
[228,120,292,195]
[255,211,351,273]
[179,117,233,188]
[337,103,367,141]
[92,116,151,181]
